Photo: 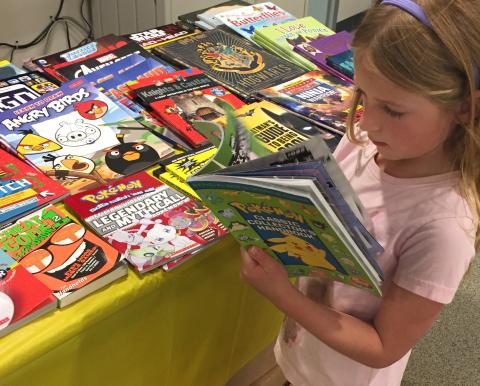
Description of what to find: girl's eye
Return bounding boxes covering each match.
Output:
[384,105,404,118]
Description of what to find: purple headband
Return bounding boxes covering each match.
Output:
[381,0,432,28]
[381,0,480,88]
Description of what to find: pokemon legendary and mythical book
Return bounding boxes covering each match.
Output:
[0,78,174,195]
[154,29,305,99]
[64,169,227,273]
[187,136,384,296]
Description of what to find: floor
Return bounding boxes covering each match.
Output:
[226,256,480,386]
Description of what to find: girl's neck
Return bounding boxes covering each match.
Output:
[374,152,454,178]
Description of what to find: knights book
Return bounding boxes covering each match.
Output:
[187,136,385,295]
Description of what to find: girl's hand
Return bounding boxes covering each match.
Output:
[240,246,295,304]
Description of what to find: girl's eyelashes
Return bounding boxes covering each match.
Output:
[383,105,405,118]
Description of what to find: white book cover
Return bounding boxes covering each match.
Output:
[216,2,296,41]
[197,4,247,28]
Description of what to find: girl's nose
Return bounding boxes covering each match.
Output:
[358,106,381,133]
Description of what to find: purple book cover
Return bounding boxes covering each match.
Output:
[294,31,353,83]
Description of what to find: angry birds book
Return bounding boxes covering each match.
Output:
[64,168,227,273]
[0,77,174,195]
[187,136,384,296]
[0,204,127,307]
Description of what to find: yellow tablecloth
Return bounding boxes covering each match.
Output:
[0,236,283,386]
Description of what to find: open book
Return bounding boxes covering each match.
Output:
[187,136,384,295]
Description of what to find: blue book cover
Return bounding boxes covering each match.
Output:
[0,78,174,194]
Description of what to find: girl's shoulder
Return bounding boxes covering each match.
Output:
[333,132,373,164]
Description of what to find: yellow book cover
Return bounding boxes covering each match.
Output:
[146,167,201,200]
[164,146,217,181]
[219,101,310,153]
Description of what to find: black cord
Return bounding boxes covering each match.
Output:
[80,0,94,40]
[0,0,65,50]
[65,20,71,49]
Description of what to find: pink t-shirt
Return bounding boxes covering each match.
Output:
[275,136,476,386]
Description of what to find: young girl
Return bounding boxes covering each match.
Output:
[239,1,480,385]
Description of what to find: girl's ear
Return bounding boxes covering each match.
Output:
[456,90,480,124]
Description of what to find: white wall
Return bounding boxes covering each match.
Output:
[0,0,91,68]
[337,0,372,22]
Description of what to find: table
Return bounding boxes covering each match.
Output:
[0,236,283,386]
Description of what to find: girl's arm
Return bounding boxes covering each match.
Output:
[240,246,443,369]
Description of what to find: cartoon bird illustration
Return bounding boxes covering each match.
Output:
[105,134,160,175]
[43,154,95,176]
[74,99,108,120]
[42,153,107,184]
[16,130,62,155]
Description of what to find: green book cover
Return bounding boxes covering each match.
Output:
[188,176,381,296]
[253,16,335,71]
[252,35,308,70]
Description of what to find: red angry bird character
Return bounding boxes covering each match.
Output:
[74,99,108,120]
[20,221,120,292]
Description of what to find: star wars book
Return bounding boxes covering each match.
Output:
[215,2,296,42]
[252,16,335,71]
[0,204,127,307]
[0,148,69,225]
[0,78,174,195]
[130,67,245,148]
[125,23,197,51]
[0,71,58,114]
[293,30,354,82]
[0,249,56,337]
[33,34,130,82]
[64,169,227,273]
[154,29,305,99]
[187,136,384,295]
[257,70,359,134]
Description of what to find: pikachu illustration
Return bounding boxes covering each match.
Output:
[267,232,336,271]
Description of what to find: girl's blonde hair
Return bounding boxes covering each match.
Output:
[346,0,480,251]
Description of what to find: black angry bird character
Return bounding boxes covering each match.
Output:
[105,134,160,175]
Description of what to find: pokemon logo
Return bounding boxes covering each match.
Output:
[1,88,90,131]
[229,201,304,223]
[80,179,143,204]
